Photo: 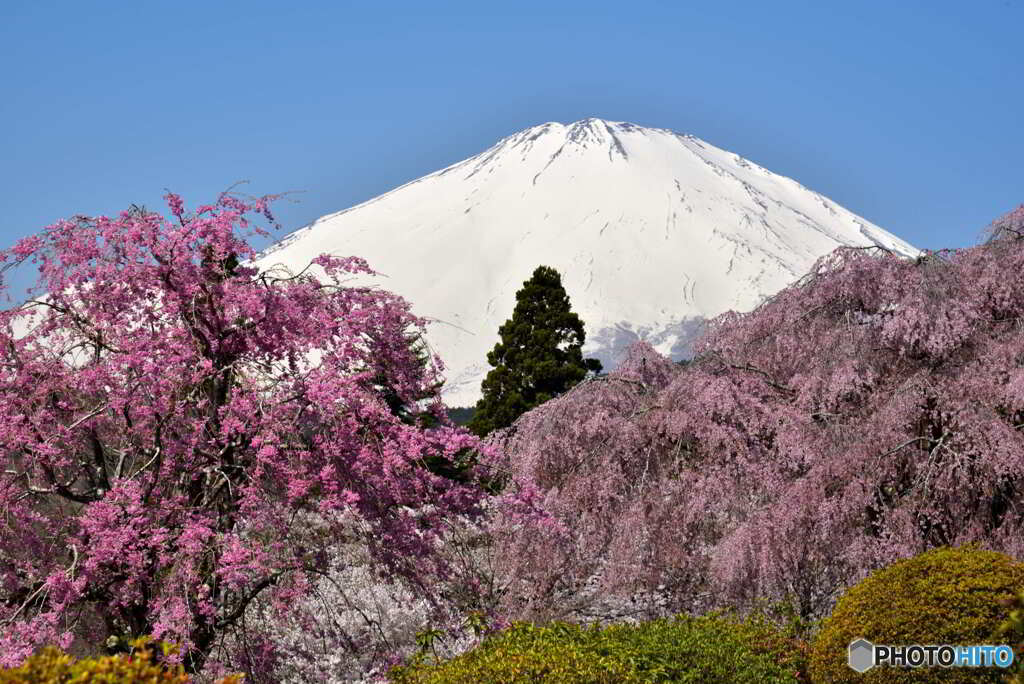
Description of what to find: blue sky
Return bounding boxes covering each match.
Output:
[2,0,1021,287]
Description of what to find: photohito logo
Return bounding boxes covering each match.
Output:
[848,639,1015,673]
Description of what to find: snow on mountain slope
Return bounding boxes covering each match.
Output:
[254,118,919,407]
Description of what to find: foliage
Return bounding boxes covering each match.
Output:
[376,332,477,484]
[996,588,1024,683]
[0,192,540,681]
[468,265,601,437]
[445,406,475,427]
[388,611,806,683]
[373,331,443,428]
[483,224,1024,627]
[0,636,242,683]
[810,544,1024,683]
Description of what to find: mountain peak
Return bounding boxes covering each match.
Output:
[522,117,646,136]
[565,118,629,151]
[497,118,645,167]
[255,121,918,406]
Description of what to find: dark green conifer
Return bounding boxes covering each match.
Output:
[468,265,601,437]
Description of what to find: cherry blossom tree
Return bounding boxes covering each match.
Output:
[486,207,1024,625]
[0,192,519,680]
[984,203,1024,243]
[228,503,504,683]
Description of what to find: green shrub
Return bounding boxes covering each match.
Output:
[389,612,807,683]
[0,637,243,683]
[997,588,1024,683]
[810,544,1024,683]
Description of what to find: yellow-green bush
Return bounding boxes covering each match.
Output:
[997,588,1024,683]
[389,611,808,683]
[0,637,243,684]
[810,544,1024,683]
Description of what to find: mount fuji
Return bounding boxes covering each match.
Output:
[254,118,918,407]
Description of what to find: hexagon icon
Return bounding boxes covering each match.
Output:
[848,638,875,673]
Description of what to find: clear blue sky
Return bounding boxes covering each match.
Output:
[2,0,1021,283]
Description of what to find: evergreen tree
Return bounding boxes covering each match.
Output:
[370,330,477,483]
[469,265,601,437]
[370,329,444,428]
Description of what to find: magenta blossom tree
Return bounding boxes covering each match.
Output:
[487,206,1024,625]
[0,192,515,679]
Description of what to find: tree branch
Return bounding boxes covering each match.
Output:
[214,571,286,630]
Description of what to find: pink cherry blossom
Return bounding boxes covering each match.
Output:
[0,191,525,679]
[486,207,1024,627]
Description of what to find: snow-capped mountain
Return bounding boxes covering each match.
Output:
[254,118,918,407]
